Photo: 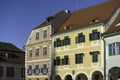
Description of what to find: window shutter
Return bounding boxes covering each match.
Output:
[54,60,56,66]
[46,68,48,73]
[75,54,78,64]
[109,44,112,56]
[76,37,78,43]
[119,42,120,54]
[54,41,56,47]
[68,38,70,45]
[97,32,100,39]
[83,35,85,42]
[89,33,92,41]
[41,68,43,73]
[61,40,64,46]
[61,58,64,65]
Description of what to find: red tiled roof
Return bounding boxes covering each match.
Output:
[54,0,120,34]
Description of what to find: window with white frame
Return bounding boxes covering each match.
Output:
[29,50,32,57]
[109,42,120,56]
[43,30,47,38]
[36,32,39,40]
[43,47,47,55]
[35,49,39,56]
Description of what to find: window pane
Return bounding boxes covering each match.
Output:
[0,66,3,77]
[29,50,32,57]
[36,32,39,40]
[21,68,25,78]
[36,49,39,56]
[7,67,14,77]
[43,47,47,55]
[56,57,60,65]
[92,53,98,62]
[43,30,47,38]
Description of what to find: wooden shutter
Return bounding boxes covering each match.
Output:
[76,37,78,43]
[89,33,92,41]
[109,44,112,56]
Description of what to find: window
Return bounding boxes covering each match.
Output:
[55,38,61,47]
[54,36,70,47]
[43,30,47,38]
[0,66,3,77]
[35,49,39,56]
[41,64,48,74]
[64,55,69,65]
[43,47,47,55]
[29,50,32,57]
[56,56,60,66]
[109,42,120,56]
[76,33,85,43]
[27,65,32,75]
[90,51,100,62]
[36,32,39,40]
[89,29,100,41]
[6,67,14,77]
[21,68,25,78]
[75,53,84,64]
[34,65,40,75]
[64,36,70,45]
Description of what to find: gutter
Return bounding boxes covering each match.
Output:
[101,34,106,80]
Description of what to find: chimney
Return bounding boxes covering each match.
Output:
[65,10,71,14]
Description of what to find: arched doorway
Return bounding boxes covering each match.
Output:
[54,75,62,80]
[92,71,103,80]
[76,73,88,80]
[45,78,48,80]
[65,75,73,80]
[108,67,120,80]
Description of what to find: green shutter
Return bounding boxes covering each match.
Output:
[83,35,85,42]
[61,40,64,46]
[68,38,70,45]
[89,33,92,41]
[119,42,120,54]
[76,37,78,43]
[109,44,112,56]
[75,54,78,64]
[61,58,64,65]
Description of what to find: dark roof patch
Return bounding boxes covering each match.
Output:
[54,0,120,34]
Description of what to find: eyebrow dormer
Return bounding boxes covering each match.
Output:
[89,18,100,24]
[64,25,72,30]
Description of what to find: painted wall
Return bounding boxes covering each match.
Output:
[0,61,24,80]
[52,24,104,80]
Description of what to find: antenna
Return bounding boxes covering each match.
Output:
[76,0,79,10]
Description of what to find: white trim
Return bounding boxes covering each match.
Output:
[55,44,101,52]
[74,71,89,78]
[63,73,73,80]
[26,59,50,63]
[90,69,103,77]
[26,75,48,78]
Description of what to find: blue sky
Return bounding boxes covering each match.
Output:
[0,0,108,50]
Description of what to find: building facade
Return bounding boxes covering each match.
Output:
[52,0,120,80]
[25,10,70,80]
[0,42,25,80]
[103,13,120,80]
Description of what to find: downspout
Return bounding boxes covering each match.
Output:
[101,34,106,80]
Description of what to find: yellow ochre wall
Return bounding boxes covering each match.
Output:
[52,24,104,79]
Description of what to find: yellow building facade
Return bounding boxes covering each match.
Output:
[52,24,104,80]
[51,1,120,80]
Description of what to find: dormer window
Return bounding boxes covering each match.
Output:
[64,25,71,30]
[89,19,100,24]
